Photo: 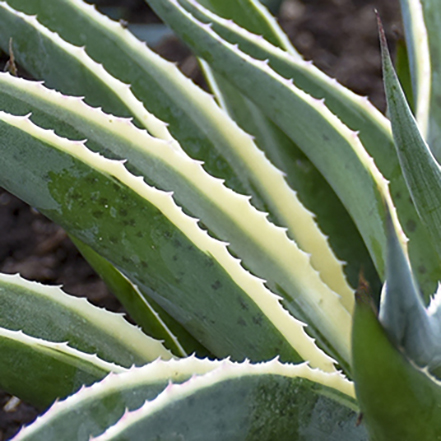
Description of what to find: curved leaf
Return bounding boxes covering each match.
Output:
[0,327,125,409]
[352,288,441,441]
[175,0,441,299]
[0,272,172,367]
[92,360,363,441]
[380,17,441,264]
[0,111,337,370]
[146,0,407,284]
[0,74,348,370]
[13,357,221,440]
[399,0,431,136]
[68,235,202,358]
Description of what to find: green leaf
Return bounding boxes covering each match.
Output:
[379,16,441,266]
[0,327,125,409]
[191,0,298,53]
[0,111,338,369]
[198,14,379,294]
[146,0,407,285]
[92,360,362,441]
[398,0,431,136]
[12,357,221,440]
[378,208,441,376]
[352,289,441,441]
[415,0,441,160]
[0,2,172,137]
[0,74,347,370]
[176,0,441,299]
[0,273,172,367]
[68,236,195,358]
[0,2,358,316]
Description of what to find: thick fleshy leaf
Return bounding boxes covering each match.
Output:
[198,4,379,294]
[12,357,221,440]
[0,74,348,370]
[0,3,357,337]
[92,360,362,441]
[352,289,441,441]
[0,273,172,367]
[195,0,297,53]
[146,0,407,285]
[0,327,126,409]
[398,0,431,136]
[417,0,441,160]
[0,2,173,140]
[378,209,441,376]
[380,17,441,264]
[0,111,339,371]
[67,236,194,358]
[173,0,441,299]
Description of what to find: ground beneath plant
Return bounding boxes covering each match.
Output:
[0,0,400,438]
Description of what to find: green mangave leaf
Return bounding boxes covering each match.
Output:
[0,327,126,409]
[0,74,346,371]
[415,0,441,160]
[379,16,441,266]
[12,357,221,440]
[69,235,206,358]
[0,111,339,370]
[398,0,430,136]
[197,3,379,294]
[146,0,408,286]
[378,207,441,377]
[0,273,172,367]
[193,0,297,52]
[90,360,363,441]
[352,288,441,441]
[178,0,441,299]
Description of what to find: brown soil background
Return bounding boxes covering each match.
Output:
[0,0,401,439]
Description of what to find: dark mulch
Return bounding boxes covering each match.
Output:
[0,0,400,439]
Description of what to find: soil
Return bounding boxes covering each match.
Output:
[0,0,401,439]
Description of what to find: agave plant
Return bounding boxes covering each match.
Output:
[0,0,439,439]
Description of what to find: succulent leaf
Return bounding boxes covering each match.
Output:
[352,288,441,441]
[178,0,441,298]
[12,357,222,440]
[0,111,340,370]
[379,207,441,375]
[67,236,194,357]
[0,4,359,333]
[0,73,350,367]
[192,0,298,53]
[0,2,173,139]
[0,273,172,367]
[92,360,362,441]
[0,327,126,409]
[379,15,441,267]
[416,0,441,160]
[147,0,408,285]
[398,0,431,136]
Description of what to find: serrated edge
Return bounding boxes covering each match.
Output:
[93,358,355,439]
[0,74,353,367]
[12,355,221,440]
[156,0,408,272]
[0,111,338,372]
[0,1,176,144]
[32,0,356,313]
[0,272,173,362]
[0,326,127,373]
